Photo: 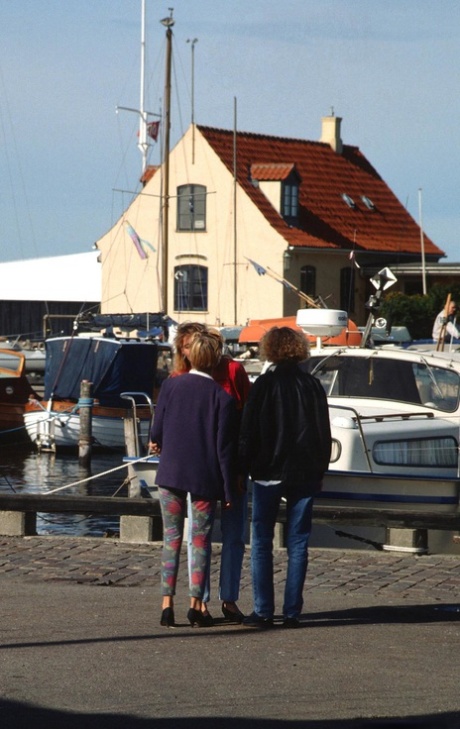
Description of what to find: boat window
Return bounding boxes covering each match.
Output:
[177,184,206,231]
[413,363,460,412]
[329,439,341,463]
[309,356,460,412]
[373,437,458,468]
[174,265,208,312]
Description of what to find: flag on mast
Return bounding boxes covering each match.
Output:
[147,121,160,141]
[245,257,319,308]
[245,257,267,276]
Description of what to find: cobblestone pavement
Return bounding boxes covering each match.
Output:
[1,535,460,602]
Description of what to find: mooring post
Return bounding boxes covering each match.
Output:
[124,416,141,497]
[78,380,93,468]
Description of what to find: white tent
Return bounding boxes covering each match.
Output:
[0,251,101,302]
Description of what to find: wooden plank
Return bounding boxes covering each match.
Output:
[0,494,161,517]
[0,494,459,531]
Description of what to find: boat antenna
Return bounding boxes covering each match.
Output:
[116,0,161,176]
[186,37,198,164]
[233,96,238,325]
[138,0,148,173]
[418,187,427,296]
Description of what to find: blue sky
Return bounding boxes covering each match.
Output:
[1,0,459,264]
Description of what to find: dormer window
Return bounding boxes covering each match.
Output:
[250,163,300,223]
[282,182,299,221]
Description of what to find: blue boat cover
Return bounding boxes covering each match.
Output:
[44,337,159,406]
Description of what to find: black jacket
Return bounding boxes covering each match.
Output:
[238,361,331,492]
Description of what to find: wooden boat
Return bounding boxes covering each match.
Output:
[0,349,37,442]
[0,338,45,375]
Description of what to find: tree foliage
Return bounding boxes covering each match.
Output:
[379,285,460,340]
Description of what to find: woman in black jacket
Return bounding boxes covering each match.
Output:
[238,327,331,629]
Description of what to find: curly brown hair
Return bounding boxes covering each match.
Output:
[260,326,309,364]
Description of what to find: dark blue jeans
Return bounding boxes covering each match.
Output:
[251,481,315,619]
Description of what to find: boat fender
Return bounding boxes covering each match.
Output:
[331,416,356,429]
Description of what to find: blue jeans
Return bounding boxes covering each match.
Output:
[187,490,247,604]
[251,481,315,619]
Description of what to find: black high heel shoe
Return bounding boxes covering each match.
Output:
[160,607,176,627]
[222,602,245,624]
[187,608,214,627]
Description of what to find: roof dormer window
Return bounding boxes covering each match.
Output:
[282,181,299,221]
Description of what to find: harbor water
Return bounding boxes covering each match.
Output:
[1,443,459,554]
[0,444,127,537]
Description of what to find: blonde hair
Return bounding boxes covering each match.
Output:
[260,326,309,364]
[173,321,206,373]
[188,331,222,372]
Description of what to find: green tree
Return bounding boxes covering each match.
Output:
[380,286,460,340]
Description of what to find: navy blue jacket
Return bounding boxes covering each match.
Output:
[150,372,237,502]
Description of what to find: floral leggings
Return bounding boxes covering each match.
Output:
[158,486,216,598]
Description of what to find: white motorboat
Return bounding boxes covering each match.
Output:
[296,309,460,512]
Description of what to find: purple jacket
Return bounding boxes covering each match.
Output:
[150,372,237,502]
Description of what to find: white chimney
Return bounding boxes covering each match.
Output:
[320,114,343,154]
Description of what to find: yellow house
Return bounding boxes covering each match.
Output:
[96,116,444,326]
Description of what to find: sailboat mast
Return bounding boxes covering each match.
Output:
[233,97,238,325]
[138,0,148,174]
[160,11,174,313]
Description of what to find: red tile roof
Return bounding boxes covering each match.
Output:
[197,125,444,258]
[250,163,296,181]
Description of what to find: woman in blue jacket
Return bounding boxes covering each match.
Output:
[150,331,237,628]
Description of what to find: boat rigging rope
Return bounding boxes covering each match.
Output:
[45,454,154,495]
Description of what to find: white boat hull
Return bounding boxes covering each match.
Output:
[123,456,159,491]
[319,471,460,512]
[24,409,151,450]
[122,458,460,514]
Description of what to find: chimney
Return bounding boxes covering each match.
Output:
[320,113,343,154]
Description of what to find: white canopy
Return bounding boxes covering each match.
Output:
[0,251,101,302]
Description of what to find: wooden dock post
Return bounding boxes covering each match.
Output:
[78,380,93,468]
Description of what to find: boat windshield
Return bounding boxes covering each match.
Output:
[308,355,460,413]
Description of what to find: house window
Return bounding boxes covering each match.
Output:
[281,183,299,220]
[340,267,355,313]
[300,265,316,297]
[174,265,208,311]
[177,184,206,231]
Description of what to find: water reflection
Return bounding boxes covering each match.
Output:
[0,444,127,537]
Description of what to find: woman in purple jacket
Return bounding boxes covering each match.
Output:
[150,331,237,628]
